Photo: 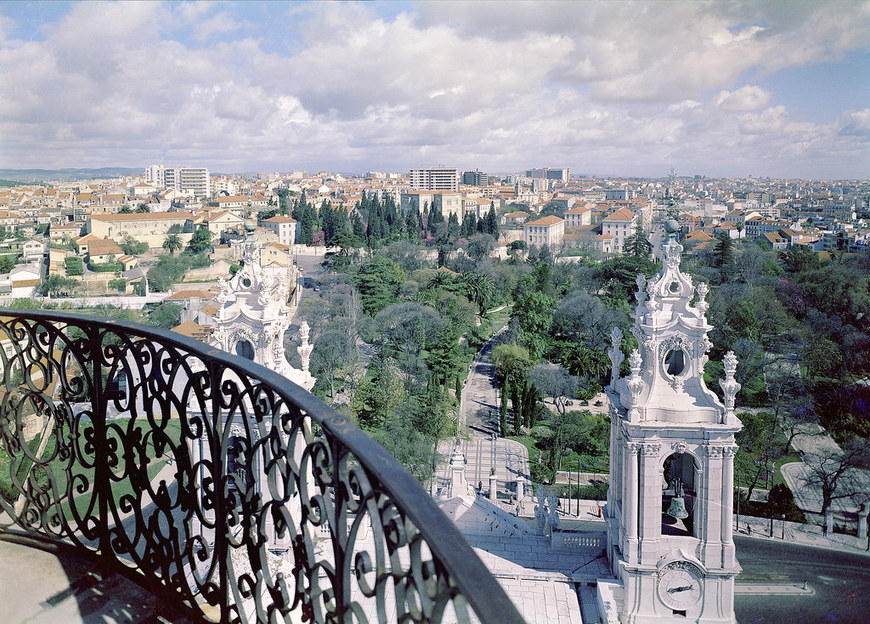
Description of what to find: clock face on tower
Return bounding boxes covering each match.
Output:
[657,561,703,611]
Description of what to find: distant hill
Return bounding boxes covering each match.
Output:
[0,167,143,183]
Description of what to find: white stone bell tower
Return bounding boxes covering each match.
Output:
[603,218,742,623]
[209,241,315,391]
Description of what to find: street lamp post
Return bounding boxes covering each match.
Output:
[782,514,786,539]
[769,459,775,537]
[736,484,740,532]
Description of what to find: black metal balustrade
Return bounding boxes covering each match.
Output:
[0,309,525,624]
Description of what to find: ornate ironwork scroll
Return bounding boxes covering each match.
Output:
[0,309,524,624]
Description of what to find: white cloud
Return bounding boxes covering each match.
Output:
[716,86,772,112]
[0,1,867,177]
[838,109,870,137]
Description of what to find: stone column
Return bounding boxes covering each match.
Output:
[706,447,723,535]
[489,471,498,502]
[638,443,661,560]
[623,443,640,563]
[721,446,737,567]
[516,475,524,502]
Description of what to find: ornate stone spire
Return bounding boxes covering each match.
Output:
[609,218,732,424]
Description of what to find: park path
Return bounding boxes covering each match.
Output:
[459,326,506,437]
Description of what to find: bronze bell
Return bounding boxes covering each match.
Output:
[667,495,689,520]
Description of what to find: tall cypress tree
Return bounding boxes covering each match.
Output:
[485,202,499,238]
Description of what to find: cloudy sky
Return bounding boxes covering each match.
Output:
[1,1,868,179]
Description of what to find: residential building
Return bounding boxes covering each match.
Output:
[564,205,592,228]
[260,215,298,247]
[204,210,246,242]
[400,191,435,216]
[525,167,569,182]
[523,215,564,248]
[87,212,194,248]
[605,189,636,201]
[146,165,211,198]
[21,238,45,262]
[433,192,464,223]
[601,207,637,253]
[409,167,459,192]
[462,170,488,186]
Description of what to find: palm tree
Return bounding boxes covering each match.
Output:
[163,233,182,255]
[460,272,496,315]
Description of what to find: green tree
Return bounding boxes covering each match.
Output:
[529,363,577,469]
[312,329,353,400]
[623,222,652,259]
[148,302,182,328]
[484,202,499,238]
[460,271,496,315]
[118,204,133,214]
[352,363,407,431]
[552,290,627,351]
[714,233,735,280]
[512,290,556,359]
[120,237,148,255]
[491,343,533,427]
[162,233,183,255]
[188,228,213,253]
[0,254,18,273]
[355,255,406,316]
[425,328,462,391]
[37,275,78,297]
[136,203,150,213]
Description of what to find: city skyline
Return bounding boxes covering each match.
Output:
[1,1,868,179]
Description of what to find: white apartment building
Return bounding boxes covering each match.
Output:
[564,205,592,228]
[601,207,637,253]
[523,215,565,248]
[211,175,238,196]
[409,167,459,192]
[145,165,211,198]
[260,215,298,246]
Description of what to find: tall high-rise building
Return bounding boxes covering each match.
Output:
[409,167,459,192]
[525,167,569,182]
[462,169,488,186]
[145,165,211,198]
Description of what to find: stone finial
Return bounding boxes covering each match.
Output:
[626,349,645,421]
[634,274,648,310]
[629,349,642,374]
[608,327,625,388]
[215,277,229,306]
[719,351,741,423]
[646,279,660,312]
[695,281,709,316]
[297,321,313,373]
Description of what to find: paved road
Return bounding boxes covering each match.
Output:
[734,535,870,624]
[461,330,504,437]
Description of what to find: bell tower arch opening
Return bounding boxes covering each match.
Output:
[662,452,699,537]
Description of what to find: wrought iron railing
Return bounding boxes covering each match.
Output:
[0,309,525,624]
